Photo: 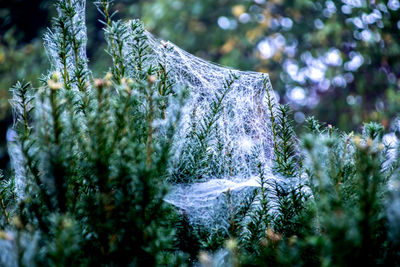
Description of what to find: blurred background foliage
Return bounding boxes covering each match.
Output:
[1,0,400,169]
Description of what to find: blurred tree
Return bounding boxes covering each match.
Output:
[0,0,51,169]
[0,0,112,169]
[135,0,400,131]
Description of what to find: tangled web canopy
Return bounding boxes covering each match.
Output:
[142,27,280,228]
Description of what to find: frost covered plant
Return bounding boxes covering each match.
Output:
[1,0,186,265]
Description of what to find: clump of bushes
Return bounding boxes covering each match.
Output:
[1,0,399,266]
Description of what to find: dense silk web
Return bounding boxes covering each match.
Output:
[126,23,280,228]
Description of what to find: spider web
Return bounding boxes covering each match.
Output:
[123,21,281,228]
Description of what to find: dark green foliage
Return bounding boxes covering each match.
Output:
[274,104,300,178]
[1,1,185,266]
[175,214,202,259]
[304,116,324,134]
[1,0,400,266]
[0,170,15,227]
[233,120,400,266]
[265,83,300,178]
[363,121,385,140]
[270,182,309,238]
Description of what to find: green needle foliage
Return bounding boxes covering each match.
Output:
[273,104,300,178]
[1,0,400,266]
[1,0,186,265]
[207,95,400,266]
